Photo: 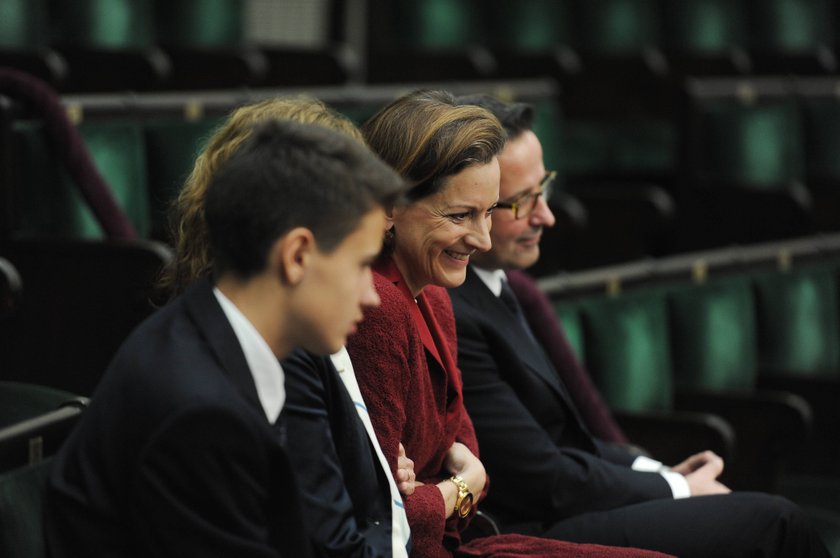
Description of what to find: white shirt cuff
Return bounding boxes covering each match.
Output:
[661,471,691,499]
[631,455,664,472]
[632,456,690,499]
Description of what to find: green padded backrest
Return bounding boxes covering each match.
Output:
[572,0,660,53]
[578,288,673,412]
[11,119,150,239]
[0,459,52,558]
[531,99,564,177]
[77,121,150,238]
[562,119,675,178]
[801,97,840,182]
[0,0,49,49]
[393,0,483,49]
[483,0,571,52]
[749,0,831,52]
[694,97,803,188]
[752,264,840,376]
[143,117,220,239]
[155,0,246,48]
[662,0,747,54]
[668,276,758,391]
[552,301,586,364]
[49,0,155,48]
[562,121,611,178]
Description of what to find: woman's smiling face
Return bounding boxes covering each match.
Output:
[390,159,500,296]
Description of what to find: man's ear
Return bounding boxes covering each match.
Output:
[269,227,316,286]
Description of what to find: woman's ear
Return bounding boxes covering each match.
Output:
[270,227,315,286]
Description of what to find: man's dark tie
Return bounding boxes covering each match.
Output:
[499,279,540,345]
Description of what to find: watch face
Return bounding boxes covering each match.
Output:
[458,493,474,518]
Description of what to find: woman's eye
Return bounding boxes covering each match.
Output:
[449,212,469,222]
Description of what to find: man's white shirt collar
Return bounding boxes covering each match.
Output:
[472,266,507,297]
[213,287,285,423]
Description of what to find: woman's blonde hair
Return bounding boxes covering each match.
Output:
[161,95,364,296]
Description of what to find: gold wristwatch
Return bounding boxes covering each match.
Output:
[449,475,474,518]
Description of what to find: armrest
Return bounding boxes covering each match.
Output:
[756,372,840,433]
[57,46,170,92]
[367,47,497,82]
[163,46,269,89]
[0,50,68,87]
[261,44,360,86]
[757,372,840,476]
[674,186,813,251]
[613,408,736,466]
[675,388,813,491]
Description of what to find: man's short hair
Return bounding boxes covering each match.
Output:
[204,118,404,279]
[455,94,534,140]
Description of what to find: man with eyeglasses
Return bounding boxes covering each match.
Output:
[447,94,831,558]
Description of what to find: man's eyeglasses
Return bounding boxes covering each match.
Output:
[496,171,556,220]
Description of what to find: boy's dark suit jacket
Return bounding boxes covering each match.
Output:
[46,279,311,558]
[281,349,396,557]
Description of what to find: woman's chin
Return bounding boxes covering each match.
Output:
[433,269,468,289]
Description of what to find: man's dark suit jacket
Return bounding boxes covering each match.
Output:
[281,349,396,557]
[46,279,311,558]
[448,267,672,526]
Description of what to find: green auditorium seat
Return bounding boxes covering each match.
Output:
[10,118,150,239]
[0,382,87,471]
[560,0,676,190]
[0,0,64,86]
[0,0,49,50]
[565,0,668,115]
[666,270,812,492]
[660,0,751,76]
[746,0,836,74]
[364,0,494,82]
[0,459,53,558]
[676,77,814,251]
[795,78,840,232]
[0,238,172,396]
[0,382,87,558]
[544,264,737,467]
[483,0,578,80]
[579,287,674,412]
[144,116,220,241]
[155,0,267,89]
[751,259,840,478]
[47,0,168,92]
[548,257,814,491]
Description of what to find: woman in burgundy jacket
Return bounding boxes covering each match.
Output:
[345,89,672,558]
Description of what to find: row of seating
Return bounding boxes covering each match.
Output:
[4,73,840,278]
[540,233,840,496]
[2,0,839,97]
[0,0,355,92]
[0,78,561,243]
[5,230,840,555]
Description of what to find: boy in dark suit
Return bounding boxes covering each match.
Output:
[449,94,830,558]
[46,119,404,558]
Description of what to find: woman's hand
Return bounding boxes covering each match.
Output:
[435,442,487,517]
[396,442,417,496]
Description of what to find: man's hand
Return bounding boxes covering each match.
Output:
[676,451,731,496]
[671,450,723,475]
